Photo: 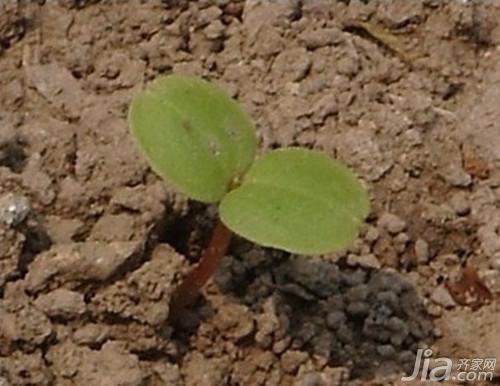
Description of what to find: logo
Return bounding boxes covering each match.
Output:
[402,348,496,382]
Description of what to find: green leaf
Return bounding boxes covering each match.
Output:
[219,148,370,255]
[128,74,257,203]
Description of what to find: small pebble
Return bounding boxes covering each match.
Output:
[296,372,325,386]
[439,253,460,266]
[398,350,415,364]
[0,193,30,226]
[336,324,353,344]
[376,344,396,358]
[490,252,500,270]
[387,316,407,333]
[273,336,291,354]
[430,286,456,308]
[450,192,470,216]
[433,327,443,338]
[482,269,500,292]
[427,304,443,317]
[394,232,410,245]
[326,311,345,329]
[364,226,380,243]
[346,253,381,269]
[73,324,109,345]
[346,302,370,316]
[414,239,430,264]
[345,285,369,302]
[377,213,407,234]
[280,350,309,374]
[299,27,344,49]
[204,20,225,40]
[34,288,86,318]
[376,291,399,307]
[394,233,410,252]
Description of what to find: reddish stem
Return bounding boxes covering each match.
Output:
[170,218,232,314]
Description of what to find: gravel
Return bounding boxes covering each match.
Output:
[377,213,407,234]
[0,193,30,227]
[25,241,143,293]
[414,239,430,264]
[244,255,434,377]
[430,286,457,308]
[347,253,381,269]
[34,288,86,319]
[450,191,470,215]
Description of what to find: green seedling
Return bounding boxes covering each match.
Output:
[128,74,369,312]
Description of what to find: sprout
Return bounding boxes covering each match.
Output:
[128,74,369,313]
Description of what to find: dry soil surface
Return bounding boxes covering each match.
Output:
[0,1,500,385]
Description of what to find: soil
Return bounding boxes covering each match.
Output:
[0,1,499,385]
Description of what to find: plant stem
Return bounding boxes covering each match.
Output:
[170,218,232,315]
